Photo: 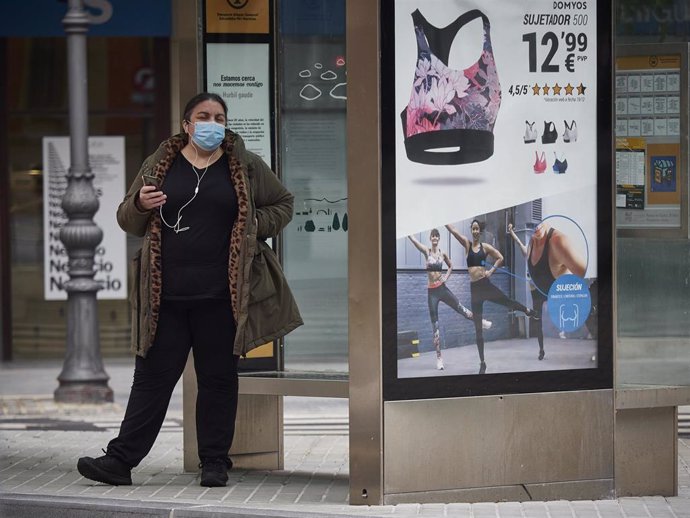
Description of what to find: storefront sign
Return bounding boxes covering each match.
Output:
[42,137,127,301]
[381,0,612,398]
[2,0,171,37]
[205,0,270,34]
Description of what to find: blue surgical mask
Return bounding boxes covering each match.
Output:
[190,121,226,151]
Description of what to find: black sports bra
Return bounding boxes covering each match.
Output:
[528,228,556,293]
[401,9,501,165]
[467,242,486,267]
[541,121,558,144]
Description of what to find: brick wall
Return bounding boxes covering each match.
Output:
[397,271,516,353]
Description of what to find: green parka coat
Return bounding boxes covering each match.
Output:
[117,130,302,358]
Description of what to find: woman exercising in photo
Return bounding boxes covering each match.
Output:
[508,221,586,360]
[446,221,537,374]
[408,229,491,371]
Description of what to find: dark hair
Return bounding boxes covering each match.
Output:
[471,219,481,230]
[183,92,228,122]
[430,228,440,238]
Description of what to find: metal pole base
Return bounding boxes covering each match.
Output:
[54,382,113,404]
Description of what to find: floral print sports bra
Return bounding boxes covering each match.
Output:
[401,9,501,166]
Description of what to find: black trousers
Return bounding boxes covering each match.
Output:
[530,288,548,351]
[427,283,471,324]
[470,276,529,362]
[107,298,239,468]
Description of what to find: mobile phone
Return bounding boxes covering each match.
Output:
[142,174,159,190]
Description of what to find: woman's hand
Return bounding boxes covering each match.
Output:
[137,185,167,211]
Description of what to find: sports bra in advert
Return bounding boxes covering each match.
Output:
[528,228,556,294]
[541,121,558,144]
[466,242,487,267]
[400,9,501,166]
[426,250,445,271]
[523,121,537,144]
[552,153,568,174]
[533,151,546,174]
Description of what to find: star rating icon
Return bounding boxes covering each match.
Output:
[531,82,584,97]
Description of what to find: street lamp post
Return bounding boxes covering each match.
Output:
[54,0,113,403]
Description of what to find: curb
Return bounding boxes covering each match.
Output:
[0,493,388,518]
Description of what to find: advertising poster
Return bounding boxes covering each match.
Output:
[382,0,611,397]
[207,43,272,161]
[42,136,127,301]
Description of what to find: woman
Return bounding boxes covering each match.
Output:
[508,221,586,360]
[446,221,536,374]
[77,93,302,488]
[408,229,491,371]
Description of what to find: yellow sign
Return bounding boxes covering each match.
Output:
[616,54,681,71]
[245,342,273,358]
[206,0,269,34]
[616,137,645,151]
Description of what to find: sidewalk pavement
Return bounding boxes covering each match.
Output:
[1,359,689,517]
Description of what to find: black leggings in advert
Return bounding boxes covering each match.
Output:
[530,288,548,358]
[107,298,239,468]
[470,276,530,363]
[427,283,472,325]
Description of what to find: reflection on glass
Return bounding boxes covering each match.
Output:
[617,239,690,387]
[279,0,348,373]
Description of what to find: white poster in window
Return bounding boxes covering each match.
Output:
[628,119,641,136]
[667,96,680,113]
[206,43,272,162]
[653,73,667,92]
[640,96,654,114]
[654,118,668,136]
[640,74,654,92]
[627,97,640,114]
[627,74,641,92]
[42,136,127,300]
[615,119,628,136]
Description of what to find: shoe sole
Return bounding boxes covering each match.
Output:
[200,476,228,487]
[77,458,132,486]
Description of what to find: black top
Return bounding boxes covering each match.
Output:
[466,242,487,268]
[160,153,238,300]
[528,228,556,294]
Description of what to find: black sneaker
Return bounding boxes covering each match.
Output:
[77,451,132,486]
[199,457,232,487]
